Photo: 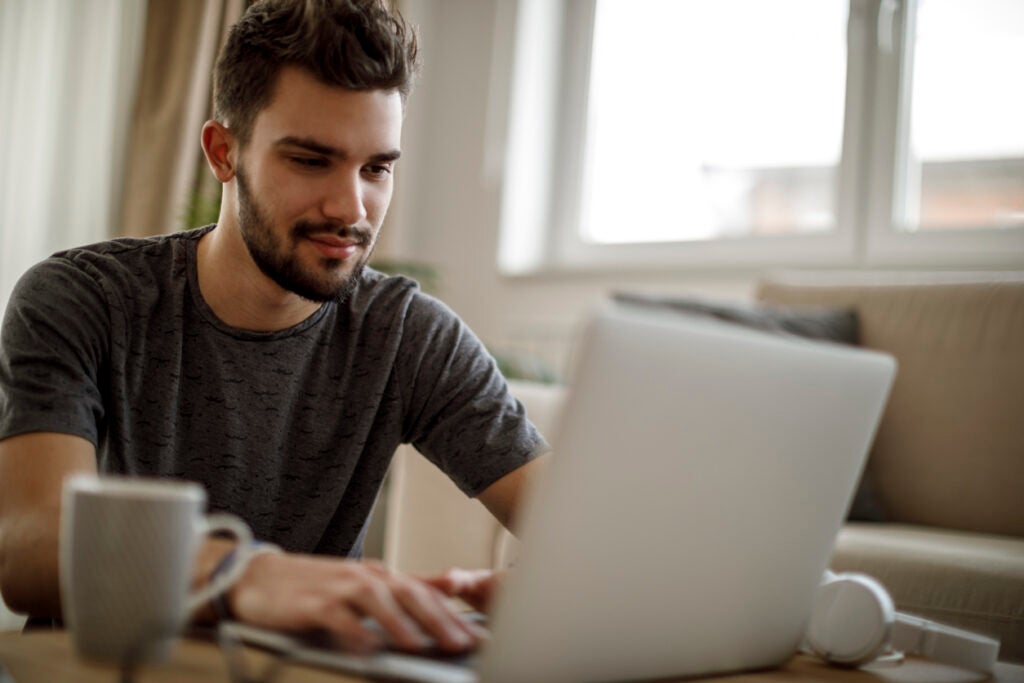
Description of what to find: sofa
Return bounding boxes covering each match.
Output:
[383,272,1024,663]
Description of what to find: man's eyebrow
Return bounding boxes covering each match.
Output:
[274,136,401,163]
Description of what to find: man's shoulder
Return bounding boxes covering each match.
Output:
[41,227,207,289]
[352,267,460,326]
[353,266,416,292]
[9,228,208,319]
[351,267,424,313]
[53,227,207,264]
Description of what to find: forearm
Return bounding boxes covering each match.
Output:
[0,433,96,618]
[478,453,550,533]
[0,503,252,623]
[0,507,62,617]
[0,512,251,623]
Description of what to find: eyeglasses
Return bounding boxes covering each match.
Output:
[217,621,296,683]
[117,622,298,683]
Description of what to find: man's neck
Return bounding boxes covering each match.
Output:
[196,223,322,332]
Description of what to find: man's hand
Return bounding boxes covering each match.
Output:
[225,553,486,654]
[420,568,505,614]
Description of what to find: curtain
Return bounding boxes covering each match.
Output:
[117,0,244,238]
[0,0,147,320]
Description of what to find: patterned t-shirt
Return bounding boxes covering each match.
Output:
[0,226,546,556]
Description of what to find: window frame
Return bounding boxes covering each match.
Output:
[861,0,1024,267]
[497,0,1024,275]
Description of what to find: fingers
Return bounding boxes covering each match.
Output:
[229,553,485,655]
[385,575,485,652]
[421,568,496,593]
[358,563,483,652]
[330,573,435,652]
[420,568,504,613]
[301,594,382,654]
[244,581,387,655]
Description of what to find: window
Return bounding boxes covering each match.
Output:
[582,0,847,244]
[892,0,1024,232]
[498,0,1024,273]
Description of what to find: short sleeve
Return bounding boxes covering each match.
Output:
[0,258,111,445]
[397,293,548,497]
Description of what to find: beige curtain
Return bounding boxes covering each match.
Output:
[117,0,244,238]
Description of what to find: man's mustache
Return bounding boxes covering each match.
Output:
[292,221,372,246]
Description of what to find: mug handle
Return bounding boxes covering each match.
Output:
[185,513,254,614]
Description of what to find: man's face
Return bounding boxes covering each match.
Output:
[232,66,403,302]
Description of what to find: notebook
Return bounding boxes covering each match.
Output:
[229,301,897,682]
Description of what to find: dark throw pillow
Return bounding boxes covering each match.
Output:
[611,292,886,523]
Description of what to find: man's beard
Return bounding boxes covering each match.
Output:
[235,165,375,303]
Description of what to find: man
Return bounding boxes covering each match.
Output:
[0,0,547,654]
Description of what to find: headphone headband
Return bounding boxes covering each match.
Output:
[807,573,999,674]
[892,613,1000,673]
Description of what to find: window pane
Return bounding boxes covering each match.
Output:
[898,0,1024,232]
[579,0,848,245]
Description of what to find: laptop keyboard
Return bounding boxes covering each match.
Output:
[221,614,486,683]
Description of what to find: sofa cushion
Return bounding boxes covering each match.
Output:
[611,292,885,522]
[757,275,1024,538]
[831,523,1024,663]
[613,292,860,343]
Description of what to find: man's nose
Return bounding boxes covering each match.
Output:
[322,173,367,225]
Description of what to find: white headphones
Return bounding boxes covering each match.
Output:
[805,571,1000,673]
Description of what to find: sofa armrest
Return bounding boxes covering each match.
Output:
[833,522,1024,663]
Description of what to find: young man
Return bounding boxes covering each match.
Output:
[0,0,547,654]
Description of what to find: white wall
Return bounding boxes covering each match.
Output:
[393,0,760,379]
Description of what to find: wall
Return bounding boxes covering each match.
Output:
[389,0,761,380]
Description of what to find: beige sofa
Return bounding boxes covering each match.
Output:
[384,273,1024,663]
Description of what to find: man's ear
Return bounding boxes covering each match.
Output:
[201,120,237,183]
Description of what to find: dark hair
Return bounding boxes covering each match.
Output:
[213,0,419,144]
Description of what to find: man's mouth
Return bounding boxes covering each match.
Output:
[294,219,371,261]
[304,233,361,260]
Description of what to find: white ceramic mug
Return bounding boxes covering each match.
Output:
[60,474,257,664]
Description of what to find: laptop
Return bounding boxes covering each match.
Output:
[227,301,897,682]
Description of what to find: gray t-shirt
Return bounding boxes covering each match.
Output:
[0,226,546,556]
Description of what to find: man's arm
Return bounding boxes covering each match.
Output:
[476,453,549,533]
[204,449,548,650]
[0,432,95,616]
[421,454,550,612]
[0,433,483,653]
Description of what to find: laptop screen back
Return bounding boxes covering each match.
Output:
[479,303,896,683]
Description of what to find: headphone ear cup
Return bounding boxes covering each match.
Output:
[806,573,895,666]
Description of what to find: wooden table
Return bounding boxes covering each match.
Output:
[1,631,1022,682]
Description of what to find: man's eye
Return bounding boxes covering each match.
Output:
[364,165,392,178]
[292,156,327,168]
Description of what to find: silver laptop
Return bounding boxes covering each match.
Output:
[229,301,896,682]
